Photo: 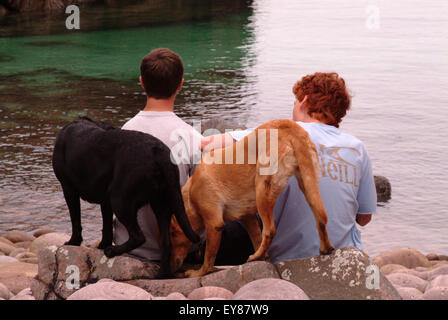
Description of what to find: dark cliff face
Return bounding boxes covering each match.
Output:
[0,0,126,13]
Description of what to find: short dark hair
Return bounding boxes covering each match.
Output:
[140,48,184,99]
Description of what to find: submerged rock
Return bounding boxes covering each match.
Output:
[374,175,391,202]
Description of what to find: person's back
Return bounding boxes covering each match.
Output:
[113,48,202,261]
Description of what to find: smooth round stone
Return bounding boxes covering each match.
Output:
[232,278,310,300]
[165,292,188,300]
[389,268,428,280]
[426,275,448,291]
[426,253,439,261]
[422,287,448,300]
[396,287,423,300]
[29,232,70,254]
[9,295,35,300]
[14,241,32,250]
[386,273,428,292]
[66,281,153,300]
[9,248,26,258]
[4,231,35,243]
[0,256,19,265]
[33,229,56,238]
[427,265,448,281]
[0,237,15,246]
[188,286,233,300]
[380,264,408,275]
[374,248,431,269]
[438,255,448,261]
[0,242,16,255]
[0,282,13,300]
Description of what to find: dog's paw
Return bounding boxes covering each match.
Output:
[97,241,112,250]
[64,239,82,246]
[104,246,117,258]
[320,246,335,255]
[185,269,204,278]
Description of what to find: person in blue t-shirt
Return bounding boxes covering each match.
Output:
[202,72,377,264]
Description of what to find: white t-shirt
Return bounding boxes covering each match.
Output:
[113,111,203,260]
[229,121,377,262]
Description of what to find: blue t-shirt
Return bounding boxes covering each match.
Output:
[229,121,377,263]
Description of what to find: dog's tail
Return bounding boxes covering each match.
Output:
[288,121,334,253]
[288,122,326,217]
[171,187,200,244]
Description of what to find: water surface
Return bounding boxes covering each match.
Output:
[0,0,447,256]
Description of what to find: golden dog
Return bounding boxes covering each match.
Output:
[170,119,335,278]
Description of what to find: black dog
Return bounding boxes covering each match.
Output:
[52,117,200,277]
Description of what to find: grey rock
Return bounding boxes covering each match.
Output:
[200,261,280,293]
[374,175,391,202]
[36,245,58,285]
[126,277,201,297]
[233,278,309,300]
[275,246,401,300]
[188,286,233,300]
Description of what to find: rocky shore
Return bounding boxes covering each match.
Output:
[1,230,447,300]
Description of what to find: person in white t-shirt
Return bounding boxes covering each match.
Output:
[203,72,377,264]
[113,48,203,261]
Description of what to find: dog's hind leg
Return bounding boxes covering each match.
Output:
[240,214,263,255]
[98,201,113,250]
[185,206,225,278]
[62,184,83,246]
[154,210,172,279]
[104,202,145,258]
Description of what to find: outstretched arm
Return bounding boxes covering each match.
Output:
[201,133,235,151]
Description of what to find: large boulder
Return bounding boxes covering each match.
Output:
[29,232,70,254]
[66,280,153,300]
[199,261,280,293]
[33,245,160,299]
[373,248,431,269]
[233,278,309,300]
[275,247,401,300]
[0,262,38,295]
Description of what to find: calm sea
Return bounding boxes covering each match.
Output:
[0,0,447,256]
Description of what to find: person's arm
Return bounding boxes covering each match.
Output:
[201,133,235,151]
[356,213,372,226]
[356,144,377,227]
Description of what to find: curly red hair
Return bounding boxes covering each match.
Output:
[293,72,351,128]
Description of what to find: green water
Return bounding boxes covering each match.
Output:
[0,1,256,239]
